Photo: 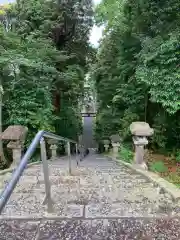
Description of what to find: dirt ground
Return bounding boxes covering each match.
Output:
[145,150,180,187]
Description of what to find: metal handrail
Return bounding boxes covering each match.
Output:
[0,130,81,214]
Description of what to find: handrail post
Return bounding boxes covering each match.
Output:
[67,141,71,175]
[0,130,79,214]
[75,143,78,166]
[40,137,54,213]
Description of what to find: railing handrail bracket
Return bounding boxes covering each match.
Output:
[0,130,83,214]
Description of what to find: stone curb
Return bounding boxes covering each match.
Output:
[0,215,178,221]
[107,155,180,202]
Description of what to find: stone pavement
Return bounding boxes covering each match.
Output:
[0,154,180,239]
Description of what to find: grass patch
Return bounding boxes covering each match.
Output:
[149,161,168,173]
[149,160,180,188]
[118,145,133,163]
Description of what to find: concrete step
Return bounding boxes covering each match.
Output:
[0,155,179,228]
[1,185,178,219]
[1,171,151,189]
[9,182,165,204]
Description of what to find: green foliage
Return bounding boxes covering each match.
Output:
[0,0,93,152]
[55,101,82,140]
[136,33,180,114]
[95,108,121,142]
[118,145,133,163]
[175,150,180,163]
[0,27,59,139]
[95,0,123,27]
[93,0,180,154]
[149,161,168,173]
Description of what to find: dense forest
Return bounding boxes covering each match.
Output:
[93,0,180,156]
[1,0,180,170]
[0,0,93,166]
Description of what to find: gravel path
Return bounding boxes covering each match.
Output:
[0,218,180,240]
[0,154,180,239]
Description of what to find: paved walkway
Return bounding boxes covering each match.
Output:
[0,154,180,239]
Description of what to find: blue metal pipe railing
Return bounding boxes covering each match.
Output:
[0,130,79,214]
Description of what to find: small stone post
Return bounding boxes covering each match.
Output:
[75,143,79,166]
[130,122,154,169]
[112,142,120,155]
[50,144,58,158]
[110,134,121,157]
[48,139,58,159]
[103,140,110,152]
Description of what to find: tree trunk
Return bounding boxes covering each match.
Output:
[0,82,7,167]
[144,92,148,122]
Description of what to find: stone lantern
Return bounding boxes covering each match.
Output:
[1,125,28,167]
[103,140,110,152]
[110,134,121,156]
[130,122,154,169]
[47,139,58,159]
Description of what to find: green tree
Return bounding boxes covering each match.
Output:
[93,0,180,152]
[0,0,93,167]
[12,0,93,139]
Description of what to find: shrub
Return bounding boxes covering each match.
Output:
[119,145,133,163]
[175,150,180,163]
[149,161,168,173]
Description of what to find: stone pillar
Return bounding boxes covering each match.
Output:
[79,145,84,160]
[110,134,121,157]
[104,144,109,152]
[65,142,68,155]
[112,142,120,157]
[103,140,110,152]
[7,141,22,166]
[50,144,57,158]
[133,136,148,169]
[67,141,71,156]
[130,122,154,170]
[48,139,58,159]
[75,144,78,155]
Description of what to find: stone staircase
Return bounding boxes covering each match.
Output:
[0,155,180,239]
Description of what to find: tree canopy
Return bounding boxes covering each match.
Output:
[93,0,180,151]
[0,0,93,145]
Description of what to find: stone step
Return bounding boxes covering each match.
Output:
[1,155,179,231]
[1,218,180,240]
[1,175,152,195]
[25,165,85,177]
[24,164,138,176]
[34,175,150,186]
[0,191,84,218]
[11,182,163,205]
[1,170,150,186]
[1,188,178,219]
[85,202,176,218]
